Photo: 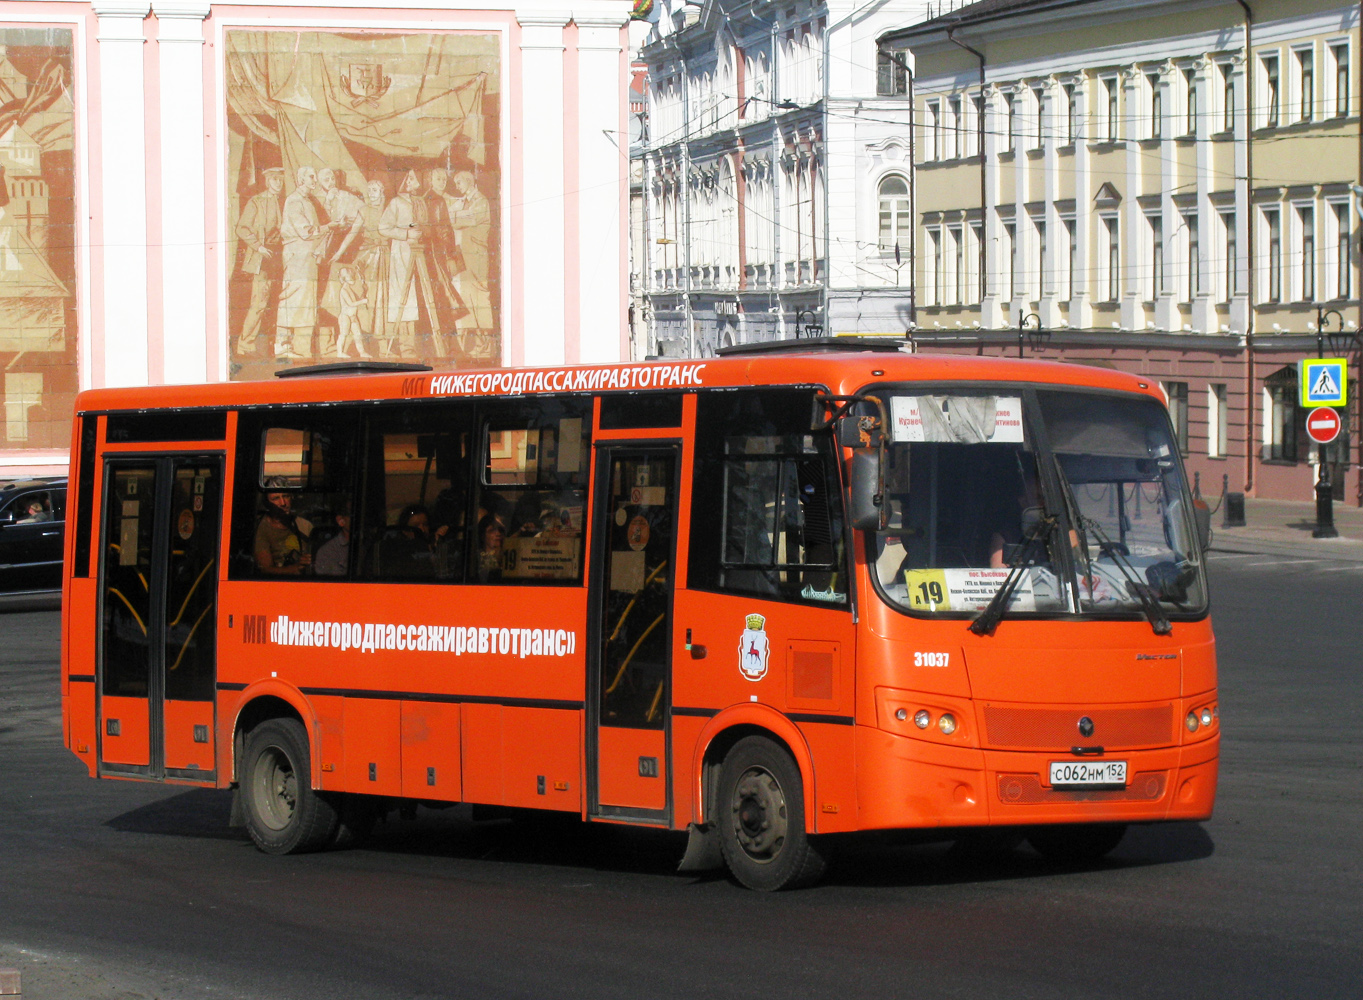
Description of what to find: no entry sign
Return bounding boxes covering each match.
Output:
[1306,407,1343,445]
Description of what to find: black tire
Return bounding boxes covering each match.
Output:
[1026,823,1127,863]
[241,718,337,854]
[717,736,826,891]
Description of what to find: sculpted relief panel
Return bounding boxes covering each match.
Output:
[0,29,75,451]
[226,30,501,379]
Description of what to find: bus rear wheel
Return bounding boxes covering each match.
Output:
[241,718,337,855]
[1026,823,1127,863]
[717,736,826,891]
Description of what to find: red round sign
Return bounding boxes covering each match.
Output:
[1306,407,1342,444]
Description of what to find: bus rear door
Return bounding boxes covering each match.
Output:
[98,456,222,781]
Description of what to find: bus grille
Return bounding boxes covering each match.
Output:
[996,771,1167,804]
[982,704,1173,750]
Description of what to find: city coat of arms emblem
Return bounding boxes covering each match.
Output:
[738,613,770,681]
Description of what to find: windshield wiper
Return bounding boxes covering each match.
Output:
[1052,458,1172,636]
[969,510,1054,636]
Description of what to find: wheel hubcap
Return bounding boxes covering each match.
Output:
[731,766,788,864]
[253,744,297,832]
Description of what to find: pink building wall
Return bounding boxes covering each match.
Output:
[0,0,632,478]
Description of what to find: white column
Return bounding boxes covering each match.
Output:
[1156,62,1179,333]
[1040,77,1062,329]
[575,12,629,362]
[1120,65,1146,332]
[1229,54,1251,335]
[94,3,152,388]
[154,1,210,385]
[981,86,1003,329]
[517,12,570,366]
[1192,57,1218,334]
[1071,74,1092,330]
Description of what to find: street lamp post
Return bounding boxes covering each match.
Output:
[1018,310,1043,359]
[1312,306,1346,537]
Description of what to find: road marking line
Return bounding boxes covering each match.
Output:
[1240,558,1319,567]
[1314,564,1363,572]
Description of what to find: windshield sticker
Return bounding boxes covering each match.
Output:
[904,568,1055,612]
[891,396,1025,444]
[427,363,706,397]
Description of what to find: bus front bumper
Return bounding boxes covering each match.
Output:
[853,725,1219,831]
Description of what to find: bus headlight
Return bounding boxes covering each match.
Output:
[1186,711,1200,732]
[914,710,931,729]
[1200,708,1214,727]
[938,713,957,735]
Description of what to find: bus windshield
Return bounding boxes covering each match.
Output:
[869,388,1206,619]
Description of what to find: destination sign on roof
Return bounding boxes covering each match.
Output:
[1299,358,1348,408]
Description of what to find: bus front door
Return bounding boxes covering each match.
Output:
[588,446,679,822]
[97,457,222,781]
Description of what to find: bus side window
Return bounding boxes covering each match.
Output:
[229,411,358,581]
[353,402,472,583]
[472,399,591,585]
[690,389,848,605]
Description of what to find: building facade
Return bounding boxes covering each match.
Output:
[881,0,1362,503]
[630,0,929,358]
[0,0,633,477]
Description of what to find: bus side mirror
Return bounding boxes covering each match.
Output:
[849,449,883,531]
[1193,499,1212,553]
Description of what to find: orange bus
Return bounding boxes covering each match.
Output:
[60,341,1218,889]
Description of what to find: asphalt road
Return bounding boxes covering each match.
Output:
[1,554,1360,999]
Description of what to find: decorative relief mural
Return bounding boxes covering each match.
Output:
[225,30,500,379]
[0,30,75,451]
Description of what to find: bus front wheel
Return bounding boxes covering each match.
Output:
[241,718,337,854]
[717,736,826,891]
[1026,823,1127,863]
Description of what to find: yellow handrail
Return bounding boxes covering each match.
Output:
[169,559,215,628]
[604,612,665,695]
[168,603,213,673]
[606,560,667,645]
[106,588,147,635]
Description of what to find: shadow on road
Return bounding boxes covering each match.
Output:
[105,788,1214,889]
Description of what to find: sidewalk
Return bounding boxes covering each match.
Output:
[1209,496,1363,561]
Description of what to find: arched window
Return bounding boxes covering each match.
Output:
[878,175,910,255]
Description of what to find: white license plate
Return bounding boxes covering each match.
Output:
[1049,760,1128,788]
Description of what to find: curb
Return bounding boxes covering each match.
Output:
[1210,532,1363,562]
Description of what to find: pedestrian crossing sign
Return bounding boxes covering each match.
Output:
[1299,358,1348,407]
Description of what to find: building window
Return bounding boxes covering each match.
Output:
[1184,68,1199,135]
[1296,46,1314,121]
[1065,83,1077,143]
[1264,208,1282,302]
[877,48,907,96]
[925,227,942,305]
[1006,93,1018,149]
[971,221,985,301]
[972,94,985,155]
[1003,219,1016,301]
[926,100,941,160]
[1164,381,1190,456]
[1147,72,1162,139]
[1334,201,1352,299]
[1222,210,1238,300]
[1149,214,1164,297]
[1104,214,1120,301]
[1032,85,1046,148]
[1298,205,1315,301]
[1063,217,1077,301]
[1187,213,1201,299]
[1103,77,1119,140]
[1263,382,1299,462]
[947,97,962,158]
[877,175,910,254]
[1034,216,1047,298]
[1330,42,1350,117]
[1222,63,1236,131]
[950,224,965,304]
[1208,383,1229,458]
[1263,54,1280,127]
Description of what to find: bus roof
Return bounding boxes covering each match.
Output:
[75,348,1160,414]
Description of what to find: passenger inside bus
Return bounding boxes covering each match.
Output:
[475,514,505,582]
[253,480,313,575]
